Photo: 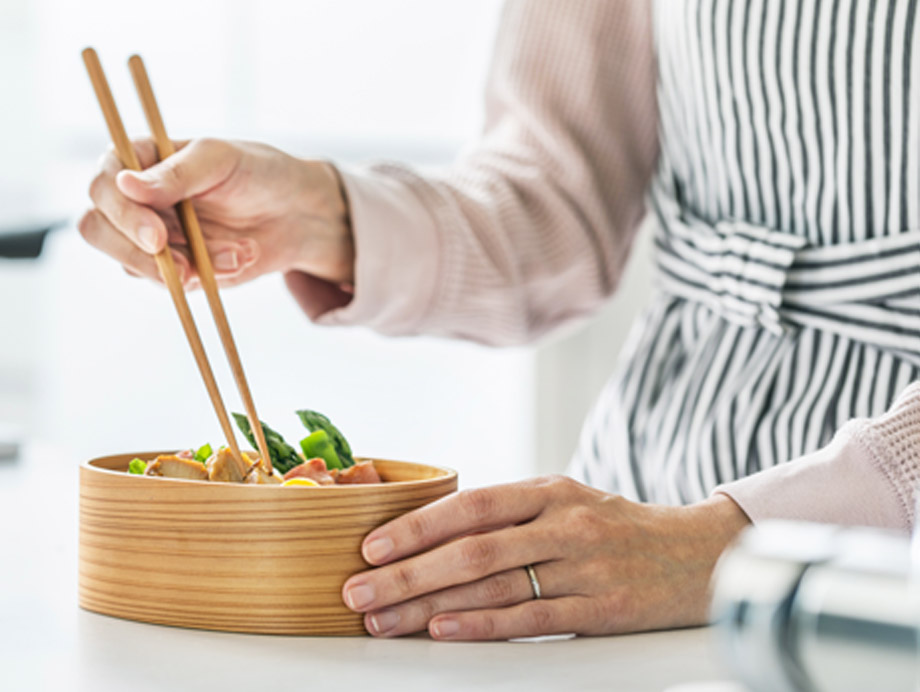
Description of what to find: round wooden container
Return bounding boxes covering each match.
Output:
[79,451,457,635]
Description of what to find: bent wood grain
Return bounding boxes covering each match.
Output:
[79,453,457,635]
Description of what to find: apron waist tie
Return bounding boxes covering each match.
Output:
[654,210,920,359]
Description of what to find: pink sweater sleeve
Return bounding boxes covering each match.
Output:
[716,382,920,532]
[285,0,659,345]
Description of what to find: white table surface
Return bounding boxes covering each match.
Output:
[0,444,736,692]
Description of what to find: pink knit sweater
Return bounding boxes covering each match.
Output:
[285,0,919,532]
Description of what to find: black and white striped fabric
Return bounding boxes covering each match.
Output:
[569,0,920,504]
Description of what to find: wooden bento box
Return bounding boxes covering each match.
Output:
[78,451,457,635]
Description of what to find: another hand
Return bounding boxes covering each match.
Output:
[79,138,354,310]
[342,475,750,640]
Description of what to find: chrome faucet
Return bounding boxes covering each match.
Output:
[709,520,920,692]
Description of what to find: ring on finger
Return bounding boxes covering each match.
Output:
[523,563,542,599]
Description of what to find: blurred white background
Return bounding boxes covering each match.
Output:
[0,0,652,488]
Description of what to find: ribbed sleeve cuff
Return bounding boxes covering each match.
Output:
[288,165,443,335]
[713,419,910,532]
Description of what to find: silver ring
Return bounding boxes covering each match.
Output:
[524,564,542,599]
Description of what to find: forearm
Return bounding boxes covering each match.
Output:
[288,0,659,345]
[714,382,920,532]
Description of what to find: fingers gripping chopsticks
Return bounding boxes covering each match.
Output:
[81,48,272,473]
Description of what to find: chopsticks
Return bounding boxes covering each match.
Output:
[127,54,274,475]
[81,48,273,474]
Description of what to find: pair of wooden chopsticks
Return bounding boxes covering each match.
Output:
[82,48,272,475]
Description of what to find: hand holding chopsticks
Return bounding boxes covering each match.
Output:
[81,48,272,473]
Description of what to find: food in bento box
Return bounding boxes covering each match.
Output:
[127,409,382,486]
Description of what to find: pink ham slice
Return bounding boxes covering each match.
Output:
[335,461,382,485]
[283,458,336,486]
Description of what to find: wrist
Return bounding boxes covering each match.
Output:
[689,494,752,566]
[670,494,752,625]
[290,158,355,284]
[699,493,752,538]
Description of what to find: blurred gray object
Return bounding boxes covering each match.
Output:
[0,421,21,460]
[663,683,748,692]
[0,218,48,461]
[710,521,919,692]
[0,222,61,259]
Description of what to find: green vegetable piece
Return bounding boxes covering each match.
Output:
[232,413,301,474]
[299,429,342,470]
[296,409,354,468]
[128,458,147,475]
[193,443,213,465]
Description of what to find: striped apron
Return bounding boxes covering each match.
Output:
[569,0,920,505]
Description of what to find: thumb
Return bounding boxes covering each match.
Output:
[115,138,239,208]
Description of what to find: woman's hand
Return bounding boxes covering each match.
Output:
[79,138,354,312]
[342,475,750,640]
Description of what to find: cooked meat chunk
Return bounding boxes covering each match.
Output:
[144,454,208,481]
[283,458,336,486]
[335,461,382,485]
[206,447,248,483]
[244,463,283,485]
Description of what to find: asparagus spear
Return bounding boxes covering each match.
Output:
[296,409,355,468]
[232,413,301,474]
[300,429,342,470]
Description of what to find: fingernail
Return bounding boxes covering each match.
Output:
[369,610,400,635]
[363,536,394,564]
[431,618,459,638]
[344,583,375,610]
[239,240,258,262]
[138,225,159,253]
[213,250,239,272]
